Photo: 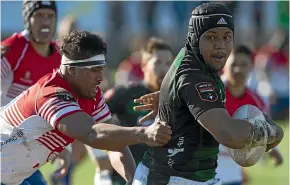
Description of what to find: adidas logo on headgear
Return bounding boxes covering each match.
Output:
[217,17,227,25]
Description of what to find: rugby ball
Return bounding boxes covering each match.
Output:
[228,104,267,167]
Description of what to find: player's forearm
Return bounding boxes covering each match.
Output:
[222,118,283,150]
[108,146,136,182]
[219,119,253,149]
[88,123,147,151]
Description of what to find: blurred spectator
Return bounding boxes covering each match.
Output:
[57,14,78,39]
[106,2,125,68]
[140,1,158,37]
[114,51,143,86]
[248,29,289,120]
[171,1,199,48]
[114,36,146,86]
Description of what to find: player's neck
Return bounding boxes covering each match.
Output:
[31,41,52,57]
[227,82,246,98]
[60,71,82,98]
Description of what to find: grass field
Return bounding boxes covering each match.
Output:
[40,122,289,185]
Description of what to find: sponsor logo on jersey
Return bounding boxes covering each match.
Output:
[20,71,33,84]
[195,82,218,102]
[167,148,184,157]
[55,88,75,102]
[167,136,185,168]
[0,130,24,150]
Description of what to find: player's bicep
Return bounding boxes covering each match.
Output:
[56,111,96,145]
[197,108,232,139]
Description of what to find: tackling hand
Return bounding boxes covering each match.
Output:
[133,91,160,123]
[144,119,172,147]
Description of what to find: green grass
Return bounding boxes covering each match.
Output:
[40,122,289,185]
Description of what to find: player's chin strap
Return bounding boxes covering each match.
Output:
[246,118,278,148]
[61,54,106,68]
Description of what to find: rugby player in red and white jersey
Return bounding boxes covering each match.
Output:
[0,30,172,185]
[216,45,283,185]
[1,1,61,106]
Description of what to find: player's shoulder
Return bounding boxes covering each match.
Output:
[2,31,29,46]
[175,64,209,87]
[174,49,207,79]
[38,86,76,106]
[37,71,76,102]
[1,31,29,56]
[53,88,76,102]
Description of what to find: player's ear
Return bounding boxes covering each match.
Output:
[67,66,76,76]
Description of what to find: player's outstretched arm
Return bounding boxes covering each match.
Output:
[176,71,284,151]
[56,112,172,151]
[132,84,284,151]
[197,108,252,149]
[108,147,136,183]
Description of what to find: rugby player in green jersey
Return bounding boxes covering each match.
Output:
[132,3,284,185]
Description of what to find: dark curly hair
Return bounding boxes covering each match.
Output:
[60,30,107,60]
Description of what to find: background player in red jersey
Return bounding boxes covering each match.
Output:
[1,0,60,106]
[0,1,71,184]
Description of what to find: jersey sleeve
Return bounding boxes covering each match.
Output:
[177,71,225,120]
[92,89,112,123]
[36,87,83,129]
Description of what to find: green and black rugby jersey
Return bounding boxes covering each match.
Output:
[104,82,152,184]
[142,47,226,184]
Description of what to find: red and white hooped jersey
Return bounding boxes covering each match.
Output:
[1,30,61,106]
[0,69,111,185]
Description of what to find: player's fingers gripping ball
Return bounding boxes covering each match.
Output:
[228,105,273,167]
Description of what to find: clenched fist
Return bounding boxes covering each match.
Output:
[144,120,172,147]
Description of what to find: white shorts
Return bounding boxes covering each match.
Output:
[132,162,222,185]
